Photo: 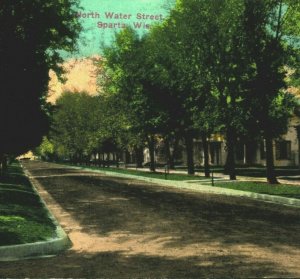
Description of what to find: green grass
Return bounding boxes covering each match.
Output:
[0,162,56,246]
[60,161,300,179]
[235,168,300,177]
[72,164,300,180]
[60,162,300,199]
[213,181,300,199]
[198,166,300,177]
[73,164,209,181]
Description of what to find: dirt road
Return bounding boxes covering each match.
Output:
[1,160,300,278]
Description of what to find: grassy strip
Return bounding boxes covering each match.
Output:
[0,162,56,246]
[68,164,209,181]
[213,181,300,199]
[62,162,300,179]
[204,167,300,177]
[59,162,300,198]
[76,165,300,180]
[69,163,300,198]
[232,169,299,178]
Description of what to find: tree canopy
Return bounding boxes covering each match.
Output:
[41,0,300,183]
[0,0,82,164]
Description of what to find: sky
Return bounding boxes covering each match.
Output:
[50,0,176,101]
[69,0,176,58]
[48,57,99,103]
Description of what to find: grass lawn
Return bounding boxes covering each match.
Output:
[0,161,56,246]
[73,164,210,181]
[213,181,300,199]
[61,162,300,199]
[198,166,300,177]
[81,165,300,178]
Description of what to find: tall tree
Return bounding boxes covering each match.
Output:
[166,0,251,179]
[0,1,81,168]
[101,27,168,172]
[243,0,299,183]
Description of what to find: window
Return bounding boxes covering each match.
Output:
[275,141,291,160]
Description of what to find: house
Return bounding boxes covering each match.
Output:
[146,116,300,168]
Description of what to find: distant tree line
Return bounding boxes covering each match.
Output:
[41,0,300,184]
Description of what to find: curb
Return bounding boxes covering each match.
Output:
[0,165,72,262]
[67,165,300,208]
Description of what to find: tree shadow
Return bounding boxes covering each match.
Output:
[16,161,300,278]
[0,249,294,278]
[36,173,300,250]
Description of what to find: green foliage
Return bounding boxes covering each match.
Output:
[101,27,170,155]
[214,181,300,199]
[49,90,131,161]
[0,1,82,157]
[43,0,300,182]
[51,91,100,159]
[241,0,300,183]
[35,137,55,160]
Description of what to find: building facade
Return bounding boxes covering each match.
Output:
[148,116,300,168]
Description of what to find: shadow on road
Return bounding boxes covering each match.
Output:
[0,247,292,278]
[38,173,300,250]
[1,161,299,278]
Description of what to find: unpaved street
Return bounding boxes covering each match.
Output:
[1,160,300,278]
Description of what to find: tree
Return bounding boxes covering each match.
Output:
[0,1,81,169]
[35,137,55,161]
[168,0,299,182]
[49,90,131,166]
[51,91,104,163]
[98,0,299,182]
[144,16,215,175]
[161,0,251,179]
[243,0,299,183]
[101,27,169,172]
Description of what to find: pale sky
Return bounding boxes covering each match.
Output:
[48,57,100,103]
[68,0,175,58]
[50,0,176,101]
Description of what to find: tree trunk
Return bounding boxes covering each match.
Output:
[185,131,195,175]
[116,152,120,168]
[97,152,101,167]
[201,133,210,178]
[79,153,83,166]
[106,152,110,168]
[265,134,278,184]
[298,135,300,171]
[164,137,172,167]
[124,149,130,168]
[225,127,236,180]
[296,126,300,170]
[135,146,144,168]
[75,153,79,165]
[165,136,179,170]
[100,153,104,167]
[0,153,4,176]
[148,135,156,172]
